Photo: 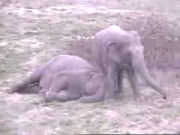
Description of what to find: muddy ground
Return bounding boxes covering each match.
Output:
[0,0,180,134]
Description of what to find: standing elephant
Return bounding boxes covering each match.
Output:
[79,25,167,103]
[10,55,104,102]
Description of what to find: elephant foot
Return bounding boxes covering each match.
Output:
[104,92,116,103]
[8,89,15,93]
[44,91,81,102]
[39,89,47,97]
[114,92,124,99]
[8,84,22,93]
[55,91,81,102]
[134,95,144,103]
[162,93,167,100]
[44,92,56,102]
[104,98,116,104]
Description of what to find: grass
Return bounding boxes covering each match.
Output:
[0,0,179,134]
[0,42,32,78]
[0,0,180,78]
[7,0,180,13]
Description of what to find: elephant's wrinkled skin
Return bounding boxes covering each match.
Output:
[10,55,104,102]
[79,25,167,103]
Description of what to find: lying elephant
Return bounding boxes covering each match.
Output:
[10,55,104,102]
[79,25,167,103]
[44,69,104,102]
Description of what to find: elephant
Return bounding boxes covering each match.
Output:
[10,55,104,102]
[44,69,104,102]
[79,25,167,103]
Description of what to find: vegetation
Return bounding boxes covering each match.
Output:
[0,0,179,134]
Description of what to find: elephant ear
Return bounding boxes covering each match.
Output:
[106,42,121,62]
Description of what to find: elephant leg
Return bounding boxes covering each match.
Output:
[116,70,124,94]
[84,73,103,96]
[56,90,81,102]
[38,89,47,97]
[18,84,41,94]
[78,88,105,103]
[45,90,81,102]
[127,68,140,100]
[105,65,118,100]
[10,66,44,93]
[47,75,67,94]
[78,79,106,103]
[44,75,68,102]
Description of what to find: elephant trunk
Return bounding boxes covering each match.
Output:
[131,46,167,99]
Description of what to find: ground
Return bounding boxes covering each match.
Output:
[0,0,180,134]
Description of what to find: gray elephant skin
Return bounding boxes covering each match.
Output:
[79,25,167,103]
[10,55,104,102]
